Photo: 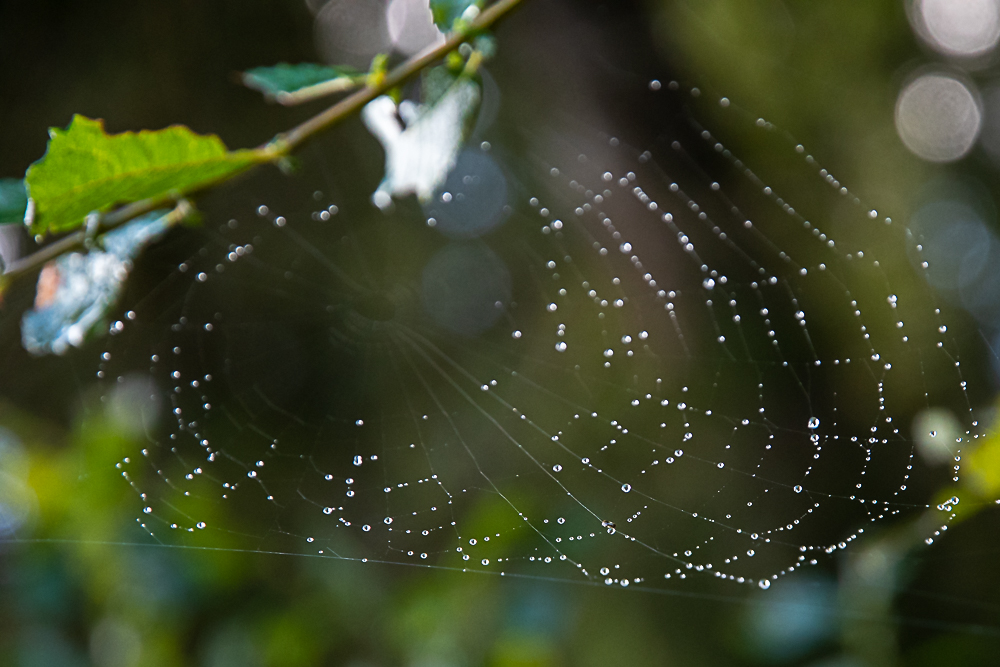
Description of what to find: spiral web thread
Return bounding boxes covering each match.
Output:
[96,78,988,592]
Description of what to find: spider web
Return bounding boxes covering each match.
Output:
[94,77,988,593]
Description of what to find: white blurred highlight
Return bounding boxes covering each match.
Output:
[913,0,1000,58]
[912,408,961,465]
[314,0,392,68]
[895,73,982,162]
[312,0,443,66]
[363,79,481,207]
[387,0,444,55]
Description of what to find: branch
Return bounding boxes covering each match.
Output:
[3,201,195,280]
[271,0,524,154]
[3,0,525,281]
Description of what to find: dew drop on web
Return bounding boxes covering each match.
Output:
[96,71,979,595]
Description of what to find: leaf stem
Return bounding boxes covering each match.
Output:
[274,76,362,106]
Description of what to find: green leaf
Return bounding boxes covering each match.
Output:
[430,0,482,32]
[242,63,361,105]
[25,115,267,235]
[0,179,27,225]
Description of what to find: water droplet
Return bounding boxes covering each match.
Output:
[553,464,563,472]
[555,341,567,352]
[794,485,803,493]
[622,484,632,493]
[758,579,770,590]
[353,455,363,466]
[808,417,820,429]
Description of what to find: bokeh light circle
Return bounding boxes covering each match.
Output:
[386,0,443,55]
[422,243,511,336]
[913,0,1000,58]
[895,72,982,162]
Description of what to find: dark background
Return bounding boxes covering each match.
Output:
[2,1,1000,665]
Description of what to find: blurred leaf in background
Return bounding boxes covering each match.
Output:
[20,209,173,356]
[0,179,27,226]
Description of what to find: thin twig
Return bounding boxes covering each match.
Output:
[4,200,196,280]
